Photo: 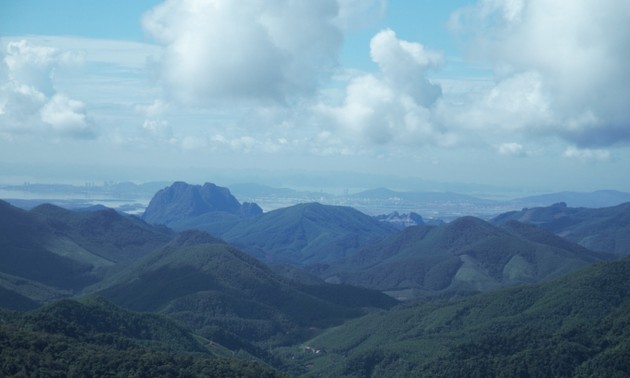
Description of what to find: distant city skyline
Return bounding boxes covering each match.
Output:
[1,0,629,193]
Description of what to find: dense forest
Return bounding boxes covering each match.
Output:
[0,297,286,377]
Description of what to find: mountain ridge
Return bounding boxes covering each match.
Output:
[315,216,608,298]
[492,201,630,256]
[300,256,630,377]
[220,202,398,265]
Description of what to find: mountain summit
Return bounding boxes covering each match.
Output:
[142,182,262,227]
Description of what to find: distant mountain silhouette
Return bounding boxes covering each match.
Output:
[142,182,262,229]
[219,202,397,264]
[510,189,630,208]
[316,216,608,298]
[492,202,630,256]
[374,211,425,229]
[350,187,495,204]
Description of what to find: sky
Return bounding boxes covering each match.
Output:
[1,0,629,194]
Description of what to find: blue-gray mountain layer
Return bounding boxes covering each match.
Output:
[142,182,262,227]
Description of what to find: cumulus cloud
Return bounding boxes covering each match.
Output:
[318,29,452,146]
[142,0,344,104]
[0,40,95,138]
[448,0,630,147]
[370,29,443,107]
[40,94,93,137]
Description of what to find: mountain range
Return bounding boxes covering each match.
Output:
[137,182,620,299]
[2,181,630,376]
[0,197,397,363]
[219,202,397,265]
[299,255,630,377]
[91,229,397,350]
[0,199,172,306]
[314,216,608,299]
[492,201,630,256]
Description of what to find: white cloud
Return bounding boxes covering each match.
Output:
[4,40,58,96]
[317,29,452,147]
[441,71,551,134]
[0,40,96,138]
[563,146,610,161]
[142,0,344,104]
[370,29,443,107]
[40,94,93,137]
[449,0,630,147]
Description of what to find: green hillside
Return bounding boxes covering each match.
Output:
[95,230,398,352]
[318,216,607,298]
[31,203,174,263]
[298,257,630,377]
[0,297,286,377]
[0,200,173,303]
[0,200,100,292]
[221,202,397,264]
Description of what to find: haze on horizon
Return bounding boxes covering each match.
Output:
[1,0,629,194]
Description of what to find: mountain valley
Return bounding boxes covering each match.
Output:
[1,181,629,376]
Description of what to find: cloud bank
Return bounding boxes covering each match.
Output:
[142,0,630,156]
[449,0,630,147]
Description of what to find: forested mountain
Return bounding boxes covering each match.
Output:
[0,297,286,377]
[313,216,608,299]
[220,202,397,264]
[492,201,630,256]
[0,200,172,304]
[2,184,629,377]
[92,230,397,354]
[298,256,630,377]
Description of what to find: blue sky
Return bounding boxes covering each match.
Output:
[1,0,629,194]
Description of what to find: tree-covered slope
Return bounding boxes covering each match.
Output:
[0,200,101,293]
[317,216,607,297]
[299,257,630,377]
[0,200,173,304]
[221,202,397,264]
[492,201,630,256]
[31,203,174,263]
[95,230,398,349]
[0,297,286,377]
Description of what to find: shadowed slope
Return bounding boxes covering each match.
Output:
[492,202,630,256]
[221,202,397,264]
